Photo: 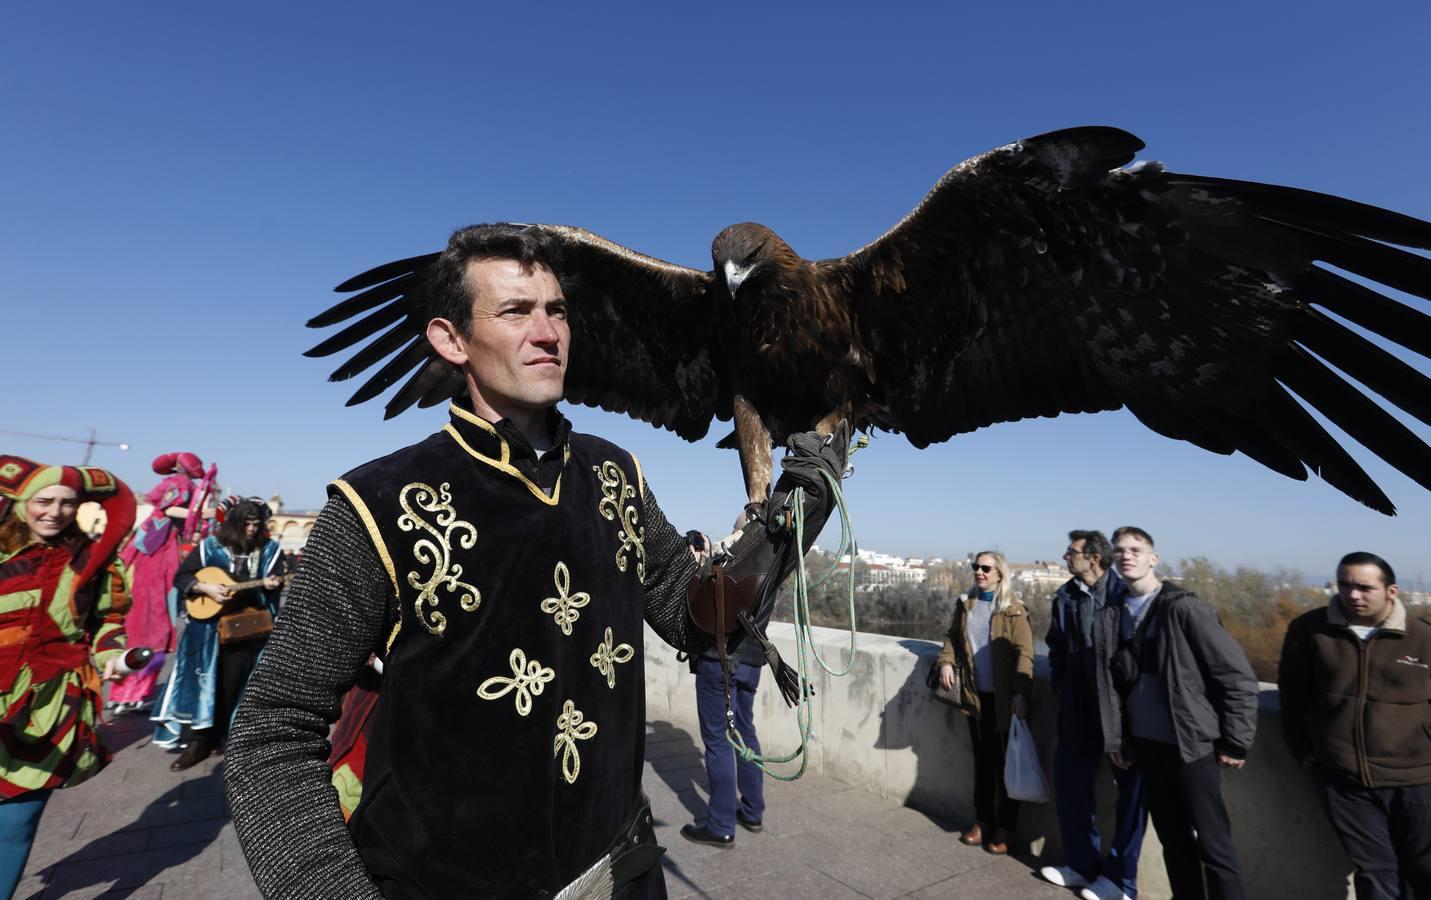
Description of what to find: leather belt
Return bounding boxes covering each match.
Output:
[553,793,664,899]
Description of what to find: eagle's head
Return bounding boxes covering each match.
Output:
[711,222,794,298]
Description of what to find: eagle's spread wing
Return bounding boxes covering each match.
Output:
[307,225,721,439]
[831,126,1431,513]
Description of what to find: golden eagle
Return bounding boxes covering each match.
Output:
[307,126,1431,514]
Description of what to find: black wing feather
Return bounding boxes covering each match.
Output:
[307,226,720,436]
[832,126,1431,513]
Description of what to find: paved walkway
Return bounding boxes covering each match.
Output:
[18,716,1068,899]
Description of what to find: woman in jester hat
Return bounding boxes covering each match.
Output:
[0,455,135,898]
[112,452,206,713]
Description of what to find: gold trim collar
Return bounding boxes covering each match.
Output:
[444,402,570,505]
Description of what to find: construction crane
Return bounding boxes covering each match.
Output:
[0,428,130,464]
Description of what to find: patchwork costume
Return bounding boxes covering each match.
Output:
[0,455,135,893]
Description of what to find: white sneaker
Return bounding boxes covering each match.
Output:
[1039,865,1090,888]
[1079,876,1132,900]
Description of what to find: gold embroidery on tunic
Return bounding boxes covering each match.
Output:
[397,481,480,636]
[540,561,590,636]
[589,627,635,689]
[477,648,555,717]
[593,460,645,580]
[553,699,598,784]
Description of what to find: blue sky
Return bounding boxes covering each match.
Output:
[4,1,1429,584]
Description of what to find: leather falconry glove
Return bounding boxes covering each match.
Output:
[686,421,851,706]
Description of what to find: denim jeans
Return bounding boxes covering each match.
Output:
[694,657,765,837]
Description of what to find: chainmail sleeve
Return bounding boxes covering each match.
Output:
[223,496,389,900]
[639,483,709,656]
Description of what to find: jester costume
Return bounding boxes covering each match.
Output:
[112,451,205,707]
[0,455,135,893]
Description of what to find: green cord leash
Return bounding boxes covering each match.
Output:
[724,435,869,780]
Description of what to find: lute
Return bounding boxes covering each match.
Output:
[185,566,292,621]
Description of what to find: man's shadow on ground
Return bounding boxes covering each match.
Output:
[645,719,707,821]
[644,720,713,899]
[21,764,229,900]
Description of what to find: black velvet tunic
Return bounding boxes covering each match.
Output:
[334,404,654,897]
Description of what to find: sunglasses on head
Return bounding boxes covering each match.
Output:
[972,564,995,574]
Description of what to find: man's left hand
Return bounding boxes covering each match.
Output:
[101,657,124,682]
[263,575,283,590]
[1217,753,1245,769]
[1011,695,1029,720]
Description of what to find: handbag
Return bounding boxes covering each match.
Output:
[925,659,962,707]
[1110,595,1160,696]
[1003,716,1050,803]
[218,606,274,645]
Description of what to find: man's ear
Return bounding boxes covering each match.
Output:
[426,318,468,366]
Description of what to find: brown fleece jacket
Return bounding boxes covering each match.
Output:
[1279,597,1431,787]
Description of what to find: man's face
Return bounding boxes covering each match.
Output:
[430,259,569,421]
[243,518,262,540]
[1337,563,1398,626]
[1113,535,1158,584]
[24,485,79,540]
[1064,539,1094,579]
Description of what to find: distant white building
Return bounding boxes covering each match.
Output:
[836,549,928,586]
[1010,562,1067,591]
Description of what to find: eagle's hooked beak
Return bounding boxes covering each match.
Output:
[723,259,756,296]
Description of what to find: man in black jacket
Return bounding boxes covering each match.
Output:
[1107,526,1258,900]
[1040,530,1145,900]
[1279,551,1431,900]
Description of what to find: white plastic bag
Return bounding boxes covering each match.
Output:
[1003,716,1049,803]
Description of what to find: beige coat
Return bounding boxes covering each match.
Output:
[936,592,1035,731]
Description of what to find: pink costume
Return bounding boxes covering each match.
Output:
[111,452,203,704]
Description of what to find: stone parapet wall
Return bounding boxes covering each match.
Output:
[644,622,1355,900]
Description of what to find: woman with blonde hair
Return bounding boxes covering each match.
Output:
[936,550,1034,855]
[0,456,135,897]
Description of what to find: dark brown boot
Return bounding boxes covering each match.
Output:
[958,822,984,846]
[984,827,1010,855]
[170,733,212,771]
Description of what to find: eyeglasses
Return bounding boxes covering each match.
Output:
[972,564,995,574]
[1062,547,1089,559]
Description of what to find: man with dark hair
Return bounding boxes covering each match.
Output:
[1106,527,1257,900]
[1040,530,1146,900]
[1279,552,1431,900]
[223,224,846,898]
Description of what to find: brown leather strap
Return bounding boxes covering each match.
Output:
[712,563,734,735]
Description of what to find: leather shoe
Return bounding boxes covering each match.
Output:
[736,811,763,833]
[958,822,984,846]
[170,735,212,772]
[680,824,733,848]
[984,827,1010,855]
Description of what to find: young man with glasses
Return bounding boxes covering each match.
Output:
[1106,526,1257,900]
[1040,530,1146,900]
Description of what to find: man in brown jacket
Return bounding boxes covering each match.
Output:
[1278,551,1431,900]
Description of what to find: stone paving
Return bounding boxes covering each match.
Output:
[18,715,1069,899]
